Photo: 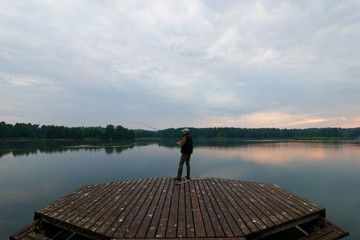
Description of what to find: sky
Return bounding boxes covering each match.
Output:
[0,0,359,130]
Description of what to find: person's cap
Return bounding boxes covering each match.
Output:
[181,128,189,133]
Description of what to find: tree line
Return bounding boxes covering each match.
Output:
[0,122,135,140]
[1,122,360,140]
[135,126,360,140]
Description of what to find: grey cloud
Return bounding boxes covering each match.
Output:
[0,0,359,128]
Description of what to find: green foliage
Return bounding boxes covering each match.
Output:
[1,121,359,140]
[134,126,360,140]
[0,121,134,140]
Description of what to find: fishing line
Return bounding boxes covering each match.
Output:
[132,121,160,131]
[132,121,180,141]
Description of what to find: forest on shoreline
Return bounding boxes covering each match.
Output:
[136,126,360,140]
[0,122,135,140]
[1,121,360,141]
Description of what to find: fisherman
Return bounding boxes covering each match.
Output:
[174,128,193,181]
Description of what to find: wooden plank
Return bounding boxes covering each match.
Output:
[28,177,347,240]
[299,219,349,240]
[203,178,235,237]
[243,182,284,225]
[210,178,250,236]
[123,238,246,240]
[262,183,325,229]
[198,178,225,237]
[236,182,284,228]
[27,231,51,240]
[220,180,266,234]
[35,185,95,220]
[166,179,180,238]
[299,227,334,240]
[35,185,91,216]
[79,182,123,229]
[265,183,324,217]
[240,182,291,224]
[176,181,187,238]
[188,179,207,238]
[230,182,272,231]
[154,178,174,238]
[323,219,349,239]
[136,178,167,238]
[36,182,136,240]
[112,178,157,238]
[214,179,253,236]
[10,221,38,240]
[192,178,216,237]
[184,180,195,238]
[40,184,109,223]
[102,179,147,236]
[235,182,324,240]
[145,178,171,238]
[267,183,325,217]
[89,179,139,234]
[123,178,159,238]
[74,182,119,228]
[245,182,304,219]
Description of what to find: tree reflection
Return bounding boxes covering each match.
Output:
[0,140,135,159]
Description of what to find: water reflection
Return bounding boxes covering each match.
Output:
[0,139,359,239]
[197,141,360,165]
[2,140,360,167]
[2,139,360,167]
[0,140,135,159]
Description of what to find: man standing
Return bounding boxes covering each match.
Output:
[174,128,193,181]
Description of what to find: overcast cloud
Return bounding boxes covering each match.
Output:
[1,0,359,130]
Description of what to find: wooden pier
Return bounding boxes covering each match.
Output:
[10,177,348,240]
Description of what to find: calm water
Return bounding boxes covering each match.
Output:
[0,139,359,239]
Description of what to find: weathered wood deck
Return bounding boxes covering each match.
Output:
[10,177,348,240]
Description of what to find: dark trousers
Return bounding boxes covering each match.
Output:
[177,153,191,178]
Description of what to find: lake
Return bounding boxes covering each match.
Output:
[0,139,359,239]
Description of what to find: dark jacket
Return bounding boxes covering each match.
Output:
[181,134,193,154]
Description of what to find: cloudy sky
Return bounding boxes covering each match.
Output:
[0,1,359,130]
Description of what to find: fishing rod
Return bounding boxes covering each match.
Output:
[132,121,160,131]
[132,121,182,141]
